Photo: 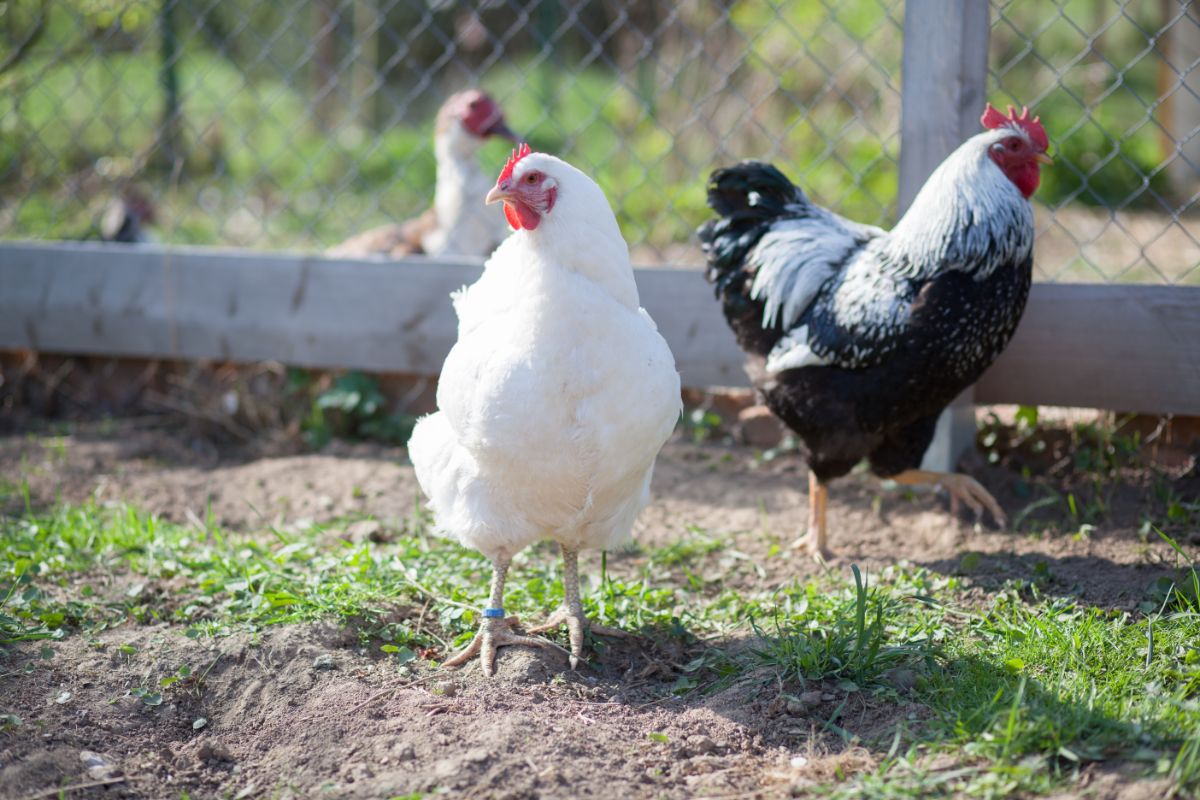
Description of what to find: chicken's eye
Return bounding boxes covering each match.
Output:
[1008,139,1020,151]
[525,173,538,184]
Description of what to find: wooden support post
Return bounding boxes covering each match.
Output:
[898,0,991,472]
[1162,3,1200,199]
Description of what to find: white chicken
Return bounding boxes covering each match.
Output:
[408,144,681,675]
[329,89,517,259]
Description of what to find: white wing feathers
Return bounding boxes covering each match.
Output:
[748,211,879,331]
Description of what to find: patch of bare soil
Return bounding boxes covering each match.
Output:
[1,414,1196,799]
[1,617,906,799]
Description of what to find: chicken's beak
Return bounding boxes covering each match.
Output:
[485,182,512,205]
[485,120,519,142]
[1034,151,1054,165]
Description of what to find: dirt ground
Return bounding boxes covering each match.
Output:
[0,414,1195,800]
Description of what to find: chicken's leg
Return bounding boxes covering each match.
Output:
[527,545,627,669]
[790,471,830,562]
[889,469,1007,527]
[442,554,565,677]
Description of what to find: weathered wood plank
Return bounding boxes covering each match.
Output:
[2,243,1198,415]
[899,0,991,469]
[0,242,478,375]
[0,242,745,390]
[975,283,1200,414]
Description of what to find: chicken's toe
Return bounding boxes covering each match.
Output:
[442,616,566,676]
[942,474,1006,528]
[528,607,626,669]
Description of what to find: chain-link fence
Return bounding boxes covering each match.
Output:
[0,1,1196,284]
[993,0,1200,285]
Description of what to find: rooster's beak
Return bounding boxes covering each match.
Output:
[1034,152,1053,165]
[485,182,512,205]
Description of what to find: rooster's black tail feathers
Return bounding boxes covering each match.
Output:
[697,161,807,291]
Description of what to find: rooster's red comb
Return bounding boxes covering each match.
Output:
[981,103,1048,151]
[497,142,533,183]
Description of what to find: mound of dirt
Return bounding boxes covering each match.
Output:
[2,619,894,799]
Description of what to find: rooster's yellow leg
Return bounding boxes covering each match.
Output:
[790,471,830,562]
[442,554,566,677]
[889,469,1007,527]
[528,545,627,669]
[810,473,830,561]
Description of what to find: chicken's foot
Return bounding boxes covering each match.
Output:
[889,469,1007,527]
[442,554,566,677]
[527,545,627,669]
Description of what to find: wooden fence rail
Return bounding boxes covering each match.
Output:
[2,242,1198,416]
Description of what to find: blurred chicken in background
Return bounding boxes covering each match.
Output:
[329,89,519,259]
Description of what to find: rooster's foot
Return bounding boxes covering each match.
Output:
[938,473,1007,528]
[890,469,1007,529]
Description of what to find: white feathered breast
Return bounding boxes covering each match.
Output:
[409,233,681,560]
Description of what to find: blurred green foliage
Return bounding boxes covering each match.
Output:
[0,0,1188,261]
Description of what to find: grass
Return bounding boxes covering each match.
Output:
[1,484,1198,797]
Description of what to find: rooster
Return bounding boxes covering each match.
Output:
[699,104,1051,559]
[408,144,681,674]
[329,89,518,259]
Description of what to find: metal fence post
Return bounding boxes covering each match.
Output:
[899,0,991,474]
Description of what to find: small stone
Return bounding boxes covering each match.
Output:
[686,735,718,756]
[393,742,415,761]
[197,743,233,763]
[735,405,785,448]
[80,750,119,780]
[789,755,809,769]
[462,747,490,764]
[432,680,458,697]
[798,690,824,708]
[821,692,836,702]
[311,654,337,671]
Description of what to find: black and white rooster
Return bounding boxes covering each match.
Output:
[699,104,1051,559]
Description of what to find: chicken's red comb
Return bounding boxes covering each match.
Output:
[497,142,533,183]
[981,103,1048,151]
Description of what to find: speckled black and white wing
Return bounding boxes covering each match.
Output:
[698,161,882,357]
[762,249,912,373]
[761,129,1036,377]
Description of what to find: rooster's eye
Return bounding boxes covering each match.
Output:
[526,173,538,184]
